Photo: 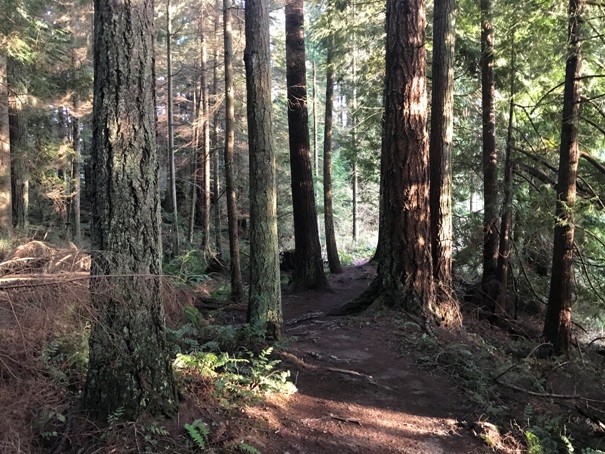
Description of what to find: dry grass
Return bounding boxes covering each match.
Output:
[0,242,201,453]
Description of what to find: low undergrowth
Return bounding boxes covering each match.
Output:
[0,244,296,453]
[398,311,605,453]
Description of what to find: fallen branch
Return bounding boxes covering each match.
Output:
[496,379,605,404]
[329,413,362,425]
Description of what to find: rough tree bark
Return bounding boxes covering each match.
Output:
[244,0,283,339]
[543,0,584,356]
[480,0,499,290]
[332,0,436,319]
[285,0,329,292]
[429,0,460,325]
[323,44,342,274]
[82,0,178,420]
[224,0,244,299]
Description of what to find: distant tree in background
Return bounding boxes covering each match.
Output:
[322,42,342,275]
[223,0,244,300]
[285,0,329,292]
[544,0,584,356]
[480,0,499,297]
[0,55,12,236]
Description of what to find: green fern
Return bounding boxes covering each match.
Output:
[184,419,209,449]
[238,441,262,453]
[107,407,124,426]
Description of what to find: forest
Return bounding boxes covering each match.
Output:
[1,0,605,451]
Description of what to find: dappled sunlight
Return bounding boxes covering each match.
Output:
[246,391,474,453]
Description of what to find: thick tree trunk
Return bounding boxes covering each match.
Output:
[244,0,283,339]
[333,0,436,319]
[544,0,583,356]
[224,0,244,299]
[285,0,329,292]
[323,47,342,274]
[83,0,178,420]
[167,0,180,256]
[0,55,12,236]
[480,0,499,288]
[429,0,455,289]
[429,0,460,325]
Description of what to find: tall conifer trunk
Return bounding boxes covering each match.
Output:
[429,0,460,324]
[245,0,283,339]
[285,0,328,291]
[543,0,584,355]
[0,55,12,236]
[332,0,436,319]
[480,0,499,290]
[495,34,516,315]
[224,0,244,299]
[323,44,342,274]
[83,0,178,420]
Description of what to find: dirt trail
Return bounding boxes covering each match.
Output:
[247,262,489,453]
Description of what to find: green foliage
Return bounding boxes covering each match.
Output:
[41,330,89,386]
[525,431,544,454]
[184,419,209,450]
[164,250,210,284]
[174,347,297,405]
[34,408,65,442]
[238,442,262,453]
[107,407,125,426]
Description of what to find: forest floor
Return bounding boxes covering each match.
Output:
[2,242,605,453]
[240,261,491,454]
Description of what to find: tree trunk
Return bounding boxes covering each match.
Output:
[8,60,27,231]
[188,81,199,243]
[312,59,319,177]
[72,108,82,245]
[285,0,329,292]
[333,0,435,319]
[167,0,180,256]
[429,0,460,324]
[480,0,499,289]
[200,17,211,254]
[351,31,358,244]
[213,0,222,257]
[323,46,342,274]
[224,0,244,299]
[244,0,283,339]
[495,33,516,316]
[543,0,584,356]
[83,0,178,420]
[0,55,12,236]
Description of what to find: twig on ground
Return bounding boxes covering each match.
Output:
[286,311,325,326]
[496,379,605,404]
[329,414,362,425]
[492,342,550,381]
